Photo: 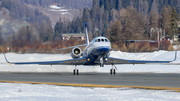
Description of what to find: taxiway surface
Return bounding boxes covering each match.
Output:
[0,73,180,88]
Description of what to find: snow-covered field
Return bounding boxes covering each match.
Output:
[0,50,180,73]
[0,83,180,101]
[0,51,180,100]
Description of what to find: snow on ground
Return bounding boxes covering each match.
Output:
[0,83,179,101]
[61,12,69,15]
[0,51,180,73]
[0,51,180,100]
[49,5,69,12]
[50,5,63,9]
[49,9,69,12]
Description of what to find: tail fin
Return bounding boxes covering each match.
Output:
[85,23,89,45]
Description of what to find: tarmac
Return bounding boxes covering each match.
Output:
[0,72,180,88]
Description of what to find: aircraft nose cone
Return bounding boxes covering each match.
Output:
[92,46,110,56]
[99,47,110,52]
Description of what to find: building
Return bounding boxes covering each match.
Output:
[62,33,85,40]
[126,40,158,48]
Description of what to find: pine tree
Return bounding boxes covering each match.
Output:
[169,7,179,37]
[39,21,47,42]
[99,0,104,7]
[159,5,170,35]
[26,26,31,41]
[0,35,4,45]
[149,10,158,40]
[117,0,123,10]
[108,20,122,43]
[54,19,63,41]
[46,21,54,41]
[122,6,143,41]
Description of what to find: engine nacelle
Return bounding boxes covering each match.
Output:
[71,47,82,59]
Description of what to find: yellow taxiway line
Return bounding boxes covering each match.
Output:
[0,80,180,92]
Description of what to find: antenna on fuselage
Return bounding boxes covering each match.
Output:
[85,23,89,45]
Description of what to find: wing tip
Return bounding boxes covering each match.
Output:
[173,49,177,61]
[3,52,11,64]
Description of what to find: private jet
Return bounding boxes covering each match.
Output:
[4,23,177,75]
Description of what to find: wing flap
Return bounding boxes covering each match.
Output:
[105,57,128,65]
[14,58,86,65]
[105,57,173,65]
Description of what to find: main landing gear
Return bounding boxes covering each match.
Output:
[110,65,117,75]
[73,66,79,75]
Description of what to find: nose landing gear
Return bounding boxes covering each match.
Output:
[100,57,105,67]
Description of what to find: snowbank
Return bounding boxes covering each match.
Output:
[0,83,179,101]
[0,51,180,73]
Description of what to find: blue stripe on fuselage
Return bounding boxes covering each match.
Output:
[84,46,110,65]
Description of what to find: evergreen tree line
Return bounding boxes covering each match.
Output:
[20,0,92,9]
[53,0,180,42]
[10,20,62,43]
[0,0,50,25]
[108,6,179,45]
[99,0,179,14]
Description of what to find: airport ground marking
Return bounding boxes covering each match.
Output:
[0,80,180,92]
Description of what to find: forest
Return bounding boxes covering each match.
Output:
[0,0,180,53]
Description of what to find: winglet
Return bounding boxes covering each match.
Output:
[173,49,177,61]
[85,23,89,45]
[3,52,11,64]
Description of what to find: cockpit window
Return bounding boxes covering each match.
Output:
[94,38,109,42]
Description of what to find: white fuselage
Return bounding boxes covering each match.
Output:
[82,36,111,65]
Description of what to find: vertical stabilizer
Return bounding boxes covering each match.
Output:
[85,23,89,45]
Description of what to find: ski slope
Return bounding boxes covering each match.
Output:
[0,50,180,73]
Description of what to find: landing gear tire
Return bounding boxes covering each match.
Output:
[73,69,79,75]
[110,69,112,75]
[110,69,116,75]
[113,69,116,75]
[77,69,79,75]
[73,69,76,75]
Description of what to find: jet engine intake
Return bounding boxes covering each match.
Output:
[71,47,82,59]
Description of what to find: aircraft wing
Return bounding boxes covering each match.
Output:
[105,57,172,65]
[105,50,177,65]
[4,53,87,65]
